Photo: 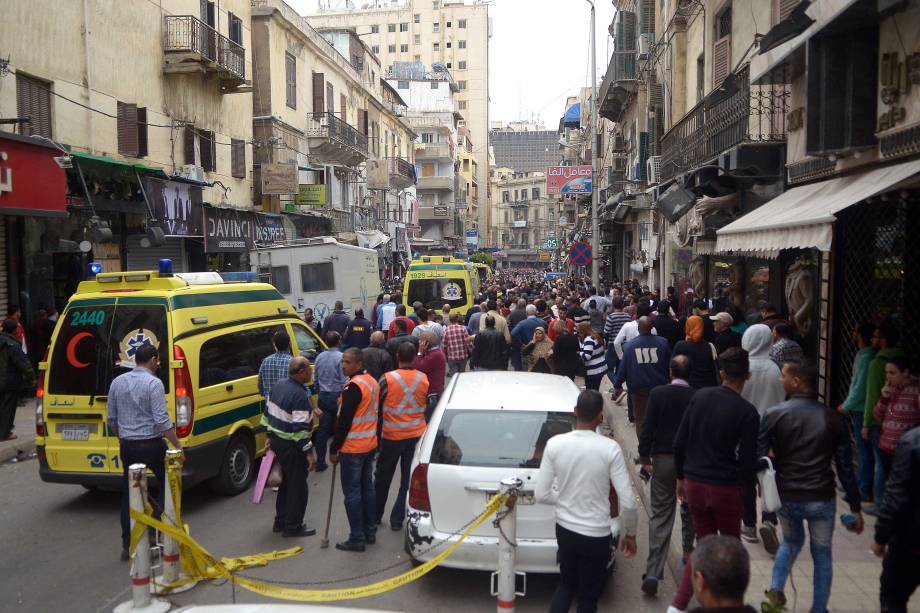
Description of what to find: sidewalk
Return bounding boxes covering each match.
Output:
[1,397,36,463]
[597,378,919,613]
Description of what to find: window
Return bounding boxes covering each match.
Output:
[421,132,434,143]
[458,100,467,110]
[261,265,290,294]
[228,12,243,45]
[433,42,440,52]
[502,191,510,202]
[400,22,409,32]
[398,80,409,89]
[400,44,409,53]
[433,22,440,32]
[16,73,52,138]
[458,80,467,90]
[198,325,285,388]
[431,81,440,89]
[433,0,440,8]
[388,23,396,32]
[388,44,397,53]
[414,34,421,44]
[446,21,452,28]
[532,187,540,200]
[414,55,421,62]
[285,52,296,109]
[372,45,380,54]
[458,40,467,49]
[696,54,705,103]
[414,13,421,23]
[301,262,335,292]
[458,60,467,70]
[117,101,148,158]
[184,125,216,172]
[371,24,379,33]
[231,138,245,178]
[712,6,732,87]
[291,324,321,360]
[446,62,452,68]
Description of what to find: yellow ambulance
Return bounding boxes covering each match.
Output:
[36,262,325,494]
[402,256,480,315]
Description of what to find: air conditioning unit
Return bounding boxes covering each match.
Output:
[638,33,655,58]
[179,164,206,183]
[647,155,662,184]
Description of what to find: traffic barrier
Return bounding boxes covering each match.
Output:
[151,450,197,595]
[491,477,525,613]
[123,459,515,604]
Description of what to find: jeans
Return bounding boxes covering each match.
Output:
[870,426,888,502]
[374,437,418,527]
[849,411,875,500]
[549,524,612,613]
[604,346,619,385]
[314,391,339,468]
[771,499,836,613]
[339,450,377,544]
[119,438,167,549]
[447,359,467,378]
[880,542,920,612]
[270,434,309,532]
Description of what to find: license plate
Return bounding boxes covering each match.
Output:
[60,424,91,441]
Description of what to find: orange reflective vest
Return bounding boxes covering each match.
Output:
[382,369,429,441]
[340,373,379,454]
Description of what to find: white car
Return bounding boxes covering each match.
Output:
[404,371,620,573]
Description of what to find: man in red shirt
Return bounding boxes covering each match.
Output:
[412,331,446,422]
[386,304,416,340]
[442,312,471,378]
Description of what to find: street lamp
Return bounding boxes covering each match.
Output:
[586,0,599,290]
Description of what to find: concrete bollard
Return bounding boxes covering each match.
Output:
[114,464,171,613]
[491,477,525,613]
[152,449,196,595]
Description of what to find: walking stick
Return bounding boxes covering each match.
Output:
[320,463,338,549]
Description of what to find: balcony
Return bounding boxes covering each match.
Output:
[598,51,639,121]
[163,15,246,92]
[507,200,530,207]
[659,65,789,185]
[327,209,355,234]
[416,175,454,191]
[388,157,415,190]
[415,143,451,160]
[307,112,369,167]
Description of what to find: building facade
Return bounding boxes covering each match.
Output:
[307,0,491,236]
[490,168,559,269]
[490,125,559,174]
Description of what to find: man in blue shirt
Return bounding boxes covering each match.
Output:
[323,301,351,337]
[313,331,348,471]
[612,317,671,442]
[258,330,293,399]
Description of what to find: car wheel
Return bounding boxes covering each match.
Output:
[404,529,424,567]
[210,432,255,496]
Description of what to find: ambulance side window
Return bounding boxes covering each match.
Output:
[199,325,285,388]
[291,324,321,362]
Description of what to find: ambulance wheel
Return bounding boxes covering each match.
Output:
[211,432,255,495]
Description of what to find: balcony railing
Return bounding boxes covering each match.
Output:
[388,157,415,189]
[608,51,637,83]
[163,15,245,82]
[415,142,451,159]
[659,65,789,184]
[327,209,355,233]
[308,112,369,155]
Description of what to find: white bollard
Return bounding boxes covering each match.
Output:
[114,464,171,613]
[491,476,525,613]
[152,450,196,595]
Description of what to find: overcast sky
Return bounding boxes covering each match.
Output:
[294,0,616,129]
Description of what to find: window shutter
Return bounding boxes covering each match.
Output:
[773,0,800,24]
[326,83,335,116]
[184,125,197,165]
[359,109,368,135]
[312,72,325,113]
[16,73,52,139]
[639,0,655,35]
[712,35,731,88]
[231,138,245,178]
[340,94,347,122]
[200,130,216,172]
[621,11,637,51]
[285,53,296,109]
[136,107,148,157]
[117,102,139,157]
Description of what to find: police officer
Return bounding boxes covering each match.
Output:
[375,342,429,531]
[330,348,379,552]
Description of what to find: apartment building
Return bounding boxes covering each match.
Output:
[456,126,481,245]
[0,0,254,317]
[490,168,559,269]
[307,0,491,235]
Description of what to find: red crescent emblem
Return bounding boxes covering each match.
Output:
[66,332,93,368]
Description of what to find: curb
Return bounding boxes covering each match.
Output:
[0,436,36,464]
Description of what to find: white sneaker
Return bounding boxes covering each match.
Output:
[667,606,686,613]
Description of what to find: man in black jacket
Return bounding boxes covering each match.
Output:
[469,316,508,371]
[638,355,696,597]
[323,301,352,337]
[872,424,920,613]
[670,347,759,613]
[342,308,372,350]
[362,331,394,381]
[385,319,418,360]
[653,299,682,350]
[758,360,863,613]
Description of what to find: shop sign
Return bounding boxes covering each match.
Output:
[255,213,286,244]
[434,205,449,217]
[538,250,551,261]
[295,184,327,206]
[0,134,66,216]
[546,165,593,194]
[465,229,479,248]
[261,163,298,195]
[204,207,256,252]
[146,179,203,236]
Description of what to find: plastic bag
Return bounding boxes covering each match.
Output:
[758,456,782,513]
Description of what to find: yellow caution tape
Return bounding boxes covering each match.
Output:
[130,493,507,601]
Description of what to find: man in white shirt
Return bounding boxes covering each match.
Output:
[613,302,658,359]
[536,389,638,612]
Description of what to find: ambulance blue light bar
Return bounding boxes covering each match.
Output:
[159,259,174,277]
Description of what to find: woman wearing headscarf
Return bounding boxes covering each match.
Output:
[522,325,554,373]
[578,322,607,391]
[551,320,581,381]
[672,315,720,389]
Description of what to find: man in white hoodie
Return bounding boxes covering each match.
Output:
[740,323,786,554]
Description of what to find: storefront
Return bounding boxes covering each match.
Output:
[204,206,289,271]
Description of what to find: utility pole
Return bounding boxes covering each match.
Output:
[587,0,599,289]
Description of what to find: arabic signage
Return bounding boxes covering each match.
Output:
[145,178,203,236]
[546,165,593,194]
[434,205,449,217]
[0,134,67,217]
[261,163,298,195]
[296,184,327,206]
[465,229,479,248]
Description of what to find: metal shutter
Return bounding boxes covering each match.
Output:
[126,236,186,273]
[712,35,731,88]
[117,102,139,157]
[231,138,245,178]
[16,73,52,138]
[0,220,7,317]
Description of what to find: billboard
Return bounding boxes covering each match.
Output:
[465,229,479,249]
[261,163,298,195]
[295,184,327,206]
[547,165,593,194]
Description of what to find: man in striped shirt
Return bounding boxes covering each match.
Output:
[265,356,317,537]
[604,297,632,395]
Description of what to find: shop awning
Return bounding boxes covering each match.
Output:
[0,132,67,217]
[715,158,920,257]
[356,229,390,250]
[562,103,582,127]
[70,151,168,178]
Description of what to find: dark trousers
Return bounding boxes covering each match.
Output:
[119,438,167,549]
[742,481,777,527]
[340,450,377,544]
[374,436,419,527]
[314,391,339,468]
[584,375,603,391]
[880,450,894,482]
[629,388,650,442]
[880,542,920,613]
[549,523,612,613]
[673,479,743,610]
[270,434,309,532]
[0,388,17,439]
[424,393,442,422]
[646,454,695,581]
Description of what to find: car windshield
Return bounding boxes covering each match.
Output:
[49,303,170,395]
[430,409,575,468]
[407,278,468,310]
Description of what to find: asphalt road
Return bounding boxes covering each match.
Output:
[0,423,672,612]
